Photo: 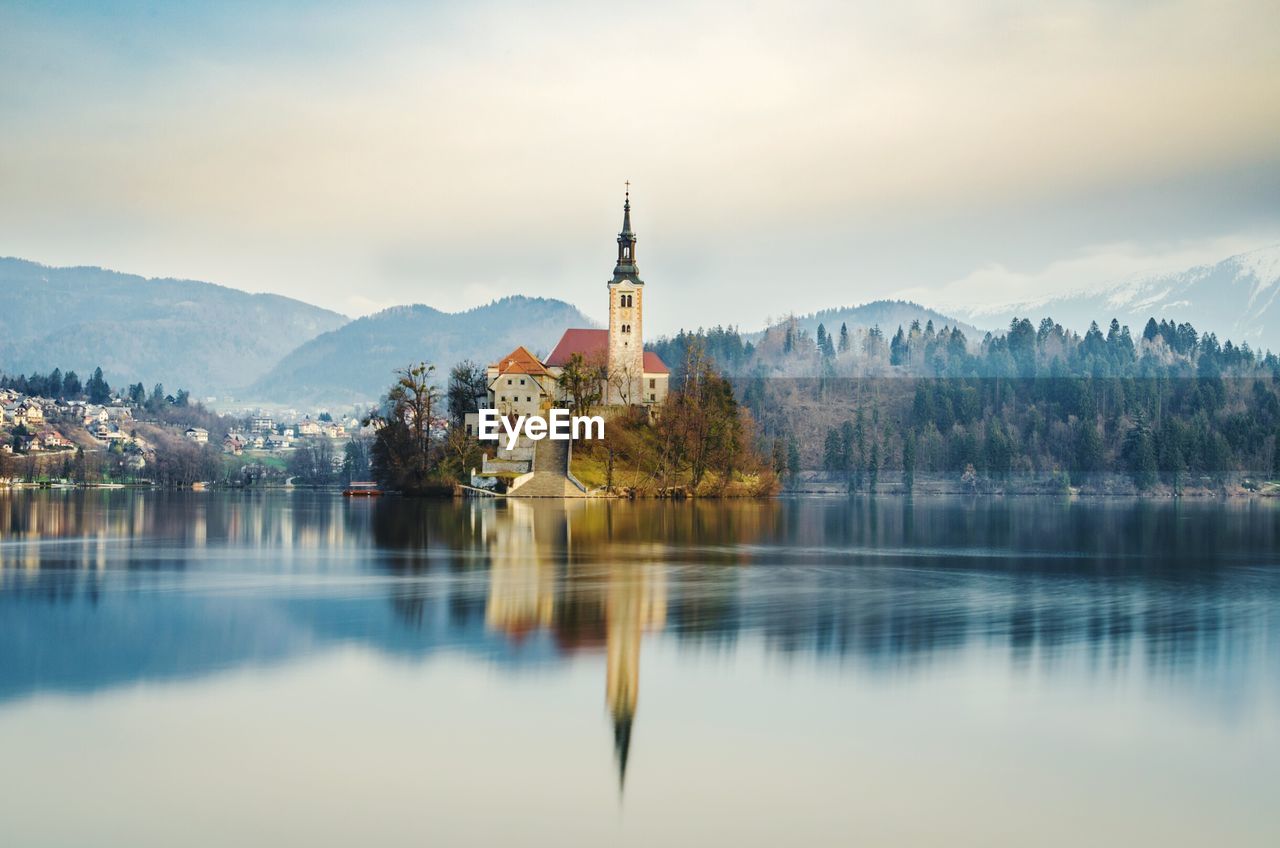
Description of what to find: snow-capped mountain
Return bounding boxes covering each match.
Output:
[958,245,1280,352]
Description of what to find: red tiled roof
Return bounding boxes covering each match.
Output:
[492,345,550,376]
[643,351,670,375]
[545,329,608,367]
[544,328,670,375]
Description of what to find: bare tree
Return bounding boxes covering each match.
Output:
[557,353,604,418]
[608,357,641,406]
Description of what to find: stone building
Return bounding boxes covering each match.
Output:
[466,190,670,494]
[543,187,669,406]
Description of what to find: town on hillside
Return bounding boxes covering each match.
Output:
[0,372,376,487]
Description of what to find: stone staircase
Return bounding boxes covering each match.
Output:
[507,439,590,498]
[533,437,568,474]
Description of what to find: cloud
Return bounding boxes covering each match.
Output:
[1,0,1278,330]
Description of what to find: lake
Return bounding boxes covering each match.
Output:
[1,490,1277,846]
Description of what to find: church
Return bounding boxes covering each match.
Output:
[481,188,669,418]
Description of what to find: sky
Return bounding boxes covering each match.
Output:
[2,0,1278,335]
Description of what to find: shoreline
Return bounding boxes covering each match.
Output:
[4,479,1279,500]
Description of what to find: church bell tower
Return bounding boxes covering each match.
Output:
[607,183,645,403]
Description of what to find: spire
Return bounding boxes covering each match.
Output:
[613,714,632,792]
[611,182,642,285]
[621,180,633,238]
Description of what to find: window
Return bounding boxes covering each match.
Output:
[519,378,525,385]
[649,378,655,388]
[650,394,656,402]
[506,378,512,385]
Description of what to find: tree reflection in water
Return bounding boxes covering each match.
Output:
[3,490,1280,792]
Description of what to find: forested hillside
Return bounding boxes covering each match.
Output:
[653,315,1280,490]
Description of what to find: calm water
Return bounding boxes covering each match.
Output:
[1,491,1278,846]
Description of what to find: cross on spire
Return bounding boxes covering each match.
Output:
[612,184,641,284]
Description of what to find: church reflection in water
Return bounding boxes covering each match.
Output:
[476,500,668,787]
[5,489,1280,794]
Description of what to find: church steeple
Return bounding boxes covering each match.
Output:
[611,182,642,285]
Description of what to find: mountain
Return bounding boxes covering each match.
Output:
[0,258,347,394]
[749,300,983,342]
[249,297,597,405]
[959,245,1280,352]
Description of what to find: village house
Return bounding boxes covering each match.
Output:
[297,418,322,437]
[16,401,44,427]
[40,431,73,451]
[184,427,209,444]
[487,346,557,419]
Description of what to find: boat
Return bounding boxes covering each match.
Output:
[343,481,382,497]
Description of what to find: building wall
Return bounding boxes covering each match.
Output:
[607,281,645,404]
[490,372,553,417]
[642,372,669,405]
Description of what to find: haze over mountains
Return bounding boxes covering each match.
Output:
[249,299,596,405]
[0,258,346,394]
[959,245,1280,350]
[749,301,982,345]
[2,245,1277,408]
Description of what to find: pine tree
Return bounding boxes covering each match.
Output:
[771,437,787,476]
[890,327,908,366]
[86,367,111,404]
[903,430,917,493]
[823,428,843,472]
[1122,419,1157,490]
[838,322,850,353]
[1075,419,1104,474]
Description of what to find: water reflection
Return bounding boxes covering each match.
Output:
[2,491,1280,793]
